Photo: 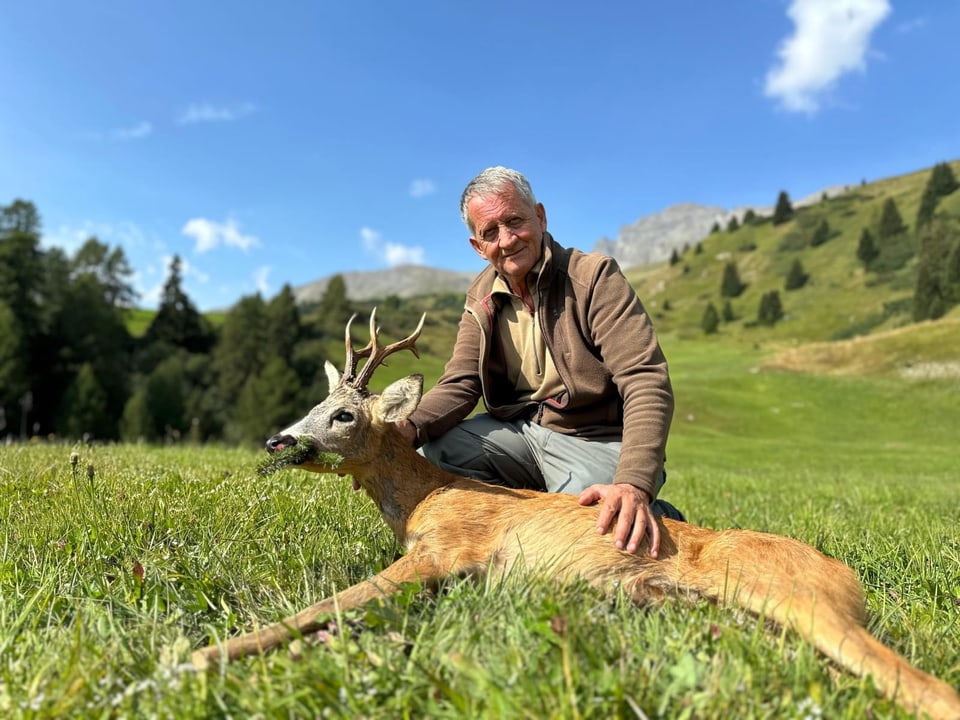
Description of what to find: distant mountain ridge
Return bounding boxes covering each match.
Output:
[593,185,850,268]
[294,185,851,302]
[293,264,477,304]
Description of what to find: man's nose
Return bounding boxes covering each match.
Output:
[495,225,520,247]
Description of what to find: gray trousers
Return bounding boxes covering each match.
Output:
[420,415,681,518]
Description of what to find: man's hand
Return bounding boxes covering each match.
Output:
[578,483,660,558]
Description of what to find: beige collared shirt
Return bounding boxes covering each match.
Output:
[491,265,565,403]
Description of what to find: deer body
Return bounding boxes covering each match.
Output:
[192,312,960,720]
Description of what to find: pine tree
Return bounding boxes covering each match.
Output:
[709,222,720,235]
[53,272,132,437]
[214,294,268,402]
[929,162,959,197]
[721,300,735,322]
[0,300,26,412]
[669,248,681,266]
[726,216,740,232]
[743,209,757,225]
[120,386,151,442]
[772,191,794,226]
[810,219,831,247]
[785,259,809,290]
[265,284,302,364]
[913,217,960,320]
[720,262,746,298]
[856,228,880,268]
[946,240,960,305]
[701,302,720,334]
[877,198,907,239]
[145,255,213,353]
[917,163,960,227]
[757,291,784,326]
[915,186,939,228]
[317,274,351,336]
[0,201,43,357]
[230,357,302,443]
[60,363,109,439]
[913,258,944,321]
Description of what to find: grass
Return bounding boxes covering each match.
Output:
[1,336,959,718]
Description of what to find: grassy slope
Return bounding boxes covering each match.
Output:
[627,159,960,344]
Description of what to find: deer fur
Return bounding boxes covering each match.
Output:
[192,312,960,720]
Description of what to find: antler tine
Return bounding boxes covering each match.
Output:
[342,313,375,384]
[353,310,426,390]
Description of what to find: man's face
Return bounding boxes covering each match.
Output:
[467,184,547,286]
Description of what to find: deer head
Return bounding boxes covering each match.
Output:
[264,309,426,477]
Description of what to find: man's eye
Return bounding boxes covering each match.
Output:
[333,411,354,423]
[507,216,525,228]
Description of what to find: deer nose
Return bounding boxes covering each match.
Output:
[266,434,297,453]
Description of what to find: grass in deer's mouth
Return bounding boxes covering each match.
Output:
[256,437,344,476]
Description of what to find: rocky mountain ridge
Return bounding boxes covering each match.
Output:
[294,185,850,302]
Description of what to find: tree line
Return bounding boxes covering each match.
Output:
[0,200,432,445]
[698,163,960,334]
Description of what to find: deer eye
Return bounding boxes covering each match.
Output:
[332,410,354,423]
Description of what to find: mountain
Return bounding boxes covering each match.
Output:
[591,186,852,269]
[592,203,733,267]
[292,264,477,304]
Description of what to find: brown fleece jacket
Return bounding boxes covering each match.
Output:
[409,233,674,498]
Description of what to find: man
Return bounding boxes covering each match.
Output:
[397,166,683,557]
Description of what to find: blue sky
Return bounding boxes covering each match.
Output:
[2,0,957,311]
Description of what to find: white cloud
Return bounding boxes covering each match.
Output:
[764,0,891,114]
[42,220,150,254]
[409,178,437,198]
[113,121,153,140]
[895,16,926,34]
[253,265,272,296]
[359,226,425,267]
[182,217,260,253]
[359,226,382,253]
[384,242,425,266]
[82,121,153,142]
[176,102,257,125]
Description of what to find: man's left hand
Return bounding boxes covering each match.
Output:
[578,483,660,558]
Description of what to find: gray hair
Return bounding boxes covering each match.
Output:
[459,166,538,232]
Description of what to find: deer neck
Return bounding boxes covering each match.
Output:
[353,427,456,543]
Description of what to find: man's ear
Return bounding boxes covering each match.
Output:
[469,236,485,258]
[536,202,547,232]
[377,374,424,423]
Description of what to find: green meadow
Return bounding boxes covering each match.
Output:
[2,325,958,719]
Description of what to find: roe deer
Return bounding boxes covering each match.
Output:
[192,311,960,719]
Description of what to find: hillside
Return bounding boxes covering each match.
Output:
[626,159,960,344]
[593,185,851,268]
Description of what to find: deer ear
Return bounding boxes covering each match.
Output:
[324,360,341,391]
[377,374,424,422]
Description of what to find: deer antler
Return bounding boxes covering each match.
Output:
[342,308,425,390]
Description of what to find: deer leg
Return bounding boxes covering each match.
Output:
[192,551,443,667]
